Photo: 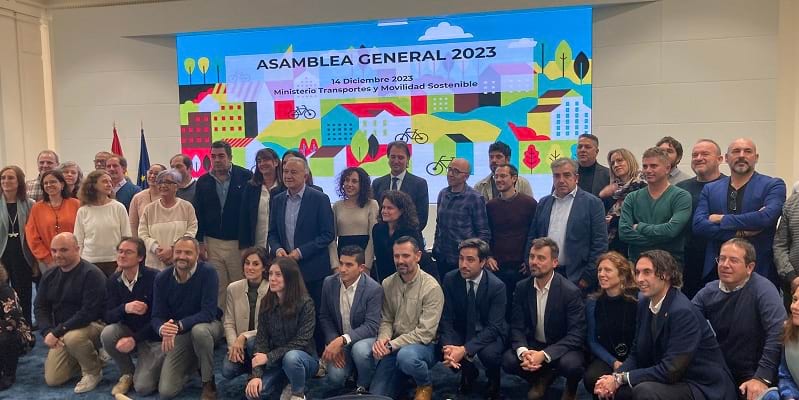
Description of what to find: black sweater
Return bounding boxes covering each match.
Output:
[35,260,106,338]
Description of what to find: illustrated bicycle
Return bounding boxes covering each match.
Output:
[291,105,317,119]
[394,128,429,144]
[426,155,454,176]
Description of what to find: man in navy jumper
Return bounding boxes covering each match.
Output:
[151,236,223,400]
[692,238,785,399]
[100,237,161,397]
[106,155,141,211]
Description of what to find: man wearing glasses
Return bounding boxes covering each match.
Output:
[693,138,786,287]
[433,158,491,277]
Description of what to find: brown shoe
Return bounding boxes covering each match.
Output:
[414,384,433,400]
[201,378,217,400]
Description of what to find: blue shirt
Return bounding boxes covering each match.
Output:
[212,167,232,210]
[285,185,306,250]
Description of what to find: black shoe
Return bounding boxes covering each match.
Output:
[0,376,14,391]
[458,365,479,394]
[351,386,370,395]
[486,377,502,400]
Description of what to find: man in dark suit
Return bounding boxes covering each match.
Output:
[318,245,383,395]
[593,250,736,400]
[576,134,611,197]
[502,238,586,400]
[194,140,253,308]
[439,238,507,400]
[693,138,786,286]
[526,157,607,291]
[372,141,430,231]
[268,156,335,316]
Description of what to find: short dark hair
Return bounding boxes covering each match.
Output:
[386,141,411,158]
[340,245,366,265]
[108,155,128,169]
[722,238,756,265]
[656,136,684,162]
[458,238,491,261]
[494,163,518,177]
[531,237,559,260]
[40,169,71,201]
[638,249,683,288]
[171,154,192,169]
[394,235,420,252]
[578,133,599,147]
[211,140,232,158]
[488,141,511,158]
[117,236,146,260]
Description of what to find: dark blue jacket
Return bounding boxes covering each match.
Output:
[150,261,222,335]
[439,268,507,355]
[620,287,736,399]
[194,165,252,242]
[318,272,383,345]
[526,188,607,286]
[372,172,430,231]
[510,272,585,361]
[267,185,335,282]
[693,172,785,282]
[105,266,159,342]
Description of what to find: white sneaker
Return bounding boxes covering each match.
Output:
[279,384,292,400]
[111,374,133,395]
[290,395,306,400]
[74,371,102,394]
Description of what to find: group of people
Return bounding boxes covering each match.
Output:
[1,133,799,400]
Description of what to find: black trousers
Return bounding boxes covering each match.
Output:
[3,256,33,326]
[442,338,504,383]
[0,332,21,378]
[502,348,584,389]
[583,358,613,399]
[614,381,700,400]
[305,278,325,352]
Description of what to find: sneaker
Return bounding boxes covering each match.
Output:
[74,372,102,394]
[289,395,306,400]
[111,374,133,395]
[279,384,292,400]
[114,394,134,400]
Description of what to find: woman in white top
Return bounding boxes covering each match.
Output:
[128,163,166,236]
[222,246,269,379]
[74,170,131,277]
[328,167,378,272]
[239,148,283,249]
[138,169,198,270]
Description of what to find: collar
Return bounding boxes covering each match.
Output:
[468,270,484,287]
[117,266,142,284]
[390,171,407,181]
[553,186,578,199]
[113,179,126,191]
[446,184,471,196]
[211,165,233,182]
[649,291,667,314]
[534,271,555,292]
[173,263,198,283]
[400,267,421,285]
[341,273,362,291]
[719,276,750,293]
[288,184,306,199]
[669,167,681,178]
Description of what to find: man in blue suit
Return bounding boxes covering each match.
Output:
[439,238,507,400]
[693,138,786,286]
[267,156,335,317]
[503,238,586,400]
[526,157,607,291]
[318,245,383,395]
[593,250,736,400]
[372,141,430,230]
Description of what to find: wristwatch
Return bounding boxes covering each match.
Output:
[613,372,626,387]
[340,335,350,346]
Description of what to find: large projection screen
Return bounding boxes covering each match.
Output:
[176,6,592,199]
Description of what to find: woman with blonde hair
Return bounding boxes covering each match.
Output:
[599,148,647,254]
[583,251,639,398]
[58,161,83,198]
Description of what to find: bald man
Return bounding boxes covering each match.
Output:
[694,138,786,287]
[34,232,107,393]
[433,158,491,276]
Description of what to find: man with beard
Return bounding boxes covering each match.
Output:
[372,141,430,230]
[694,138,786,286]
[151,236,223,400]
[474,141,533,200]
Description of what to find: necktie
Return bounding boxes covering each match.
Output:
[466,280,477,339]
[391,177,399,191]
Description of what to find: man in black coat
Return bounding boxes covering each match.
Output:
[372,141,430,231]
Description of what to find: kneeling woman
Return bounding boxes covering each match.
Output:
[246,257,317,400]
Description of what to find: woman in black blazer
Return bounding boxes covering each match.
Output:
[239,148,284,249]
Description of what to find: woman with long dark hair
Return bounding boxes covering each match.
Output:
[0,261,35,390]
[245,257,317,400]
[25,169,80,270]
[328,167,378,273]
[239,148,283,249]
[371,190,434,282]
[583,251,639,398]
[0,166,36,324]
[599,149,647,255]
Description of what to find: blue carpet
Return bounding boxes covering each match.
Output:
[0,340,592,399]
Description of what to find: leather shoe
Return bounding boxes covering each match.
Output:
[201,378,217,400]
[458,365,479,394]
[486,376,502,400]
[414,384,433,400]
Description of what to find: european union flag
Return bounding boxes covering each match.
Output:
[136,128,151,189]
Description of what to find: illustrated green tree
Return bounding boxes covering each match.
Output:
[555,40,573,77]
[198,57,210,84]
[573,51,590,84]
[183,58,196,84]
[351,130,368,161]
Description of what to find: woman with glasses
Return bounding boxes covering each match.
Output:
[59,161,83,198]
[25,170,80,270]
[138,169,198,270]
[598,148,647,255]
[74,170,132,277]
[129,163,167,236]
[0,166,37,325]
[328,167,378,273]
[239,148,283,249]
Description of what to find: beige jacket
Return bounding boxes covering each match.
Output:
[223,279,269,346]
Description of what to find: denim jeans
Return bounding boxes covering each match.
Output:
[221,335,256,379]
[256,350,319,396]
[352,338,435,398]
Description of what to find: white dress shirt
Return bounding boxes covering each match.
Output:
[340,274,361,343]
[516,272,555,361]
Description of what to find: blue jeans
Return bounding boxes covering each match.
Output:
[222,335,256,379]
[352,338,435,398]
[256,350,319,396]
[325,338,376,390]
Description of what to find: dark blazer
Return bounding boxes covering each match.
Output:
[318,272,383,345]
[373,172,430,231]
[238,182,283,249]
[693,172,786,281]
[194,165,253,242]
[439,269,507,355]
[510,273,585,361]
[581,162,611,198]
[526,188,607,286]
[267,185,335,282]
[620,287,736,399]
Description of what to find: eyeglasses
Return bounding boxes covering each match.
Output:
[157,181,177,187]
[715,256,744,265]
[447,167,467,176]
